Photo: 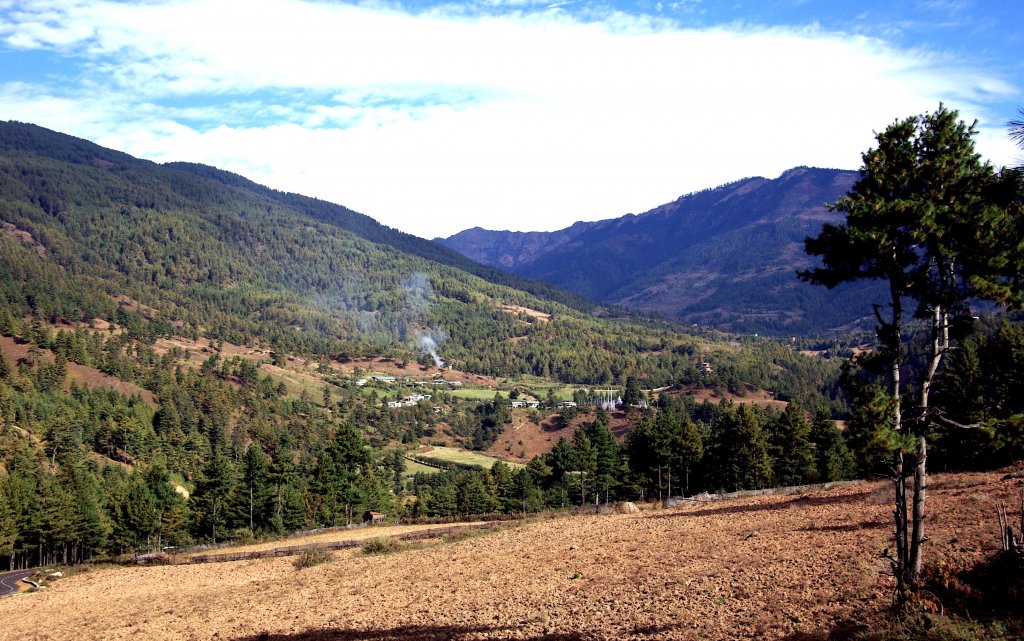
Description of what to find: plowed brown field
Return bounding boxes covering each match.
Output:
[3,471,1020,641]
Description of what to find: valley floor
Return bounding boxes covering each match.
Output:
[2,471,1018,641]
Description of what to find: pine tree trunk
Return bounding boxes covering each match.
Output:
[893,450,908,589]
[889,282,903,435]
[909,436,927,582]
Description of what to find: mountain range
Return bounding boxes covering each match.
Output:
[438,167,882,335]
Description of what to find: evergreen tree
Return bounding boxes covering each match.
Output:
[456,473,496,516]
[587,414,620,505]
[312,424,370,525]
[357,463,394,515]
[192,451,234,544]
[809,410,857,482]
[572,428,596,506]
[709,403,772,491]
[769,403,815,487]
[677,413,704,495]
[0,480,17,568]
[803,104,1024,592]
[229,443,271,532]
[542,436,578,507]
[622,376,642,408]
[426,483,457,517]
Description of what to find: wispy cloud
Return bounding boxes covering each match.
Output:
[0,0,1018,237]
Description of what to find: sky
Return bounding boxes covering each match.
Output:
[0,1,1021,239]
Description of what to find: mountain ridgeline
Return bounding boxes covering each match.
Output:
[438,167,883,336]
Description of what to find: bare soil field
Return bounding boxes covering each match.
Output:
[684,385,789,411]
[487,409,637,462]
[3,470,1020,641]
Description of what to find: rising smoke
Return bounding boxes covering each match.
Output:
[401,272,448,369]
[417,330,448,369]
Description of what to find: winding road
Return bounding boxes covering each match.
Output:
[0,570,31,597]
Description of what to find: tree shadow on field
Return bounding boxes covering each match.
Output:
[233,623,680,641]
[644,490,874,521]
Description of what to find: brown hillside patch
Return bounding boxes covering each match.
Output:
[0,336,157,409]
[154,336,269,366]
[152,337,497,395]
[3,471,1020,640]
[2,222,46,256]
[686,386,788,411]
[110,294,160,320]
[86,452,133,472]
[488,409,574,461]
[259,364,326,397]
[498,304,551,323]
[488,408,639,462]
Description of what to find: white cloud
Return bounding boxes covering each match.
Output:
[0,0,1018,238]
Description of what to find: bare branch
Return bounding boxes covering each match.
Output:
[919,406,984,431]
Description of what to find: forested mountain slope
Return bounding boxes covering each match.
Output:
[0,122,601,367]
[439,167,884,335]
[0,121,836,391]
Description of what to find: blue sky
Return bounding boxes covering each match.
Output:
[0,0,1020,238]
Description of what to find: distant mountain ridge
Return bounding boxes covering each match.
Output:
[439,167,881,335]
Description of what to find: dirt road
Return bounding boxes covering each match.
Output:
[0,570,30,597]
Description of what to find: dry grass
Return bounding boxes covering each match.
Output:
[497,305,552,323]
[181,521,492,560]
[2,471,1020,641]
[360,537,400,556]
[412,446,522,470]
[292,547,332,570]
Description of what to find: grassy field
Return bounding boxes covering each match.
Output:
[445,387,505,400]
[448,380,576,402]
[504,377,576,401]
[402,458,439,477]
[413,446,525,469]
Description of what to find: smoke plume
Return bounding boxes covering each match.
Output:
[417,330,448,369]
[401,272,448,368]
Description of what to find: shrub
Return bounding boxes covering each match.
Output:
[361,537,399,556]
[293,547,332,569]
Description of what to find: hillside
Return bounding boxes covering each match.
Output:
[2,471,1019,640]
[438,167,884,335]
